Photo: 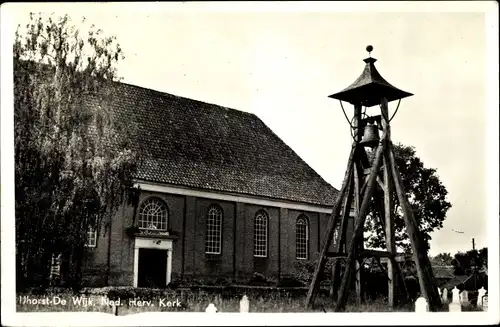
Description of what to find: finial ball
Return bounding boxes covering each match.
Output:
[366,45,373,53]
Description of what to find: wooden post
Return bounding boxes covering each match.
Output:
[330,175,354,298]
[373,186,409,302]
[353,159,363,305]
[387,143,442,311]
[352,103,363,305]
[305,146,356,307]
[381,98,397,307]
[335,137,387,311]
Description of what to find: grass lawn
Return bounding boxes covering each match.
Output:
[16,288,484,314]
[16,289,415,314]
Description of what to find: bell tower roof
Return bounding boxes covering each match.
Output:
[328,46,413,107]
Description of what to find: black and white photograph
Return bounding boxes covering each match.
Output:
[1,1,498,326]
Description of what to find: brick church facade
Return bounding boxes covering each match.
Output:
[81,81,353,287]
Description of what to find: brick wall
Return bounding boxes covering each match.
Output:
[192,198,236,280]
[83,189,345,286]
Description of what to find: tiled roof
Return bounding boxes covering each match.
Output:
[433,265,455,279]
[441,275,473,290]
[92,81,339,206]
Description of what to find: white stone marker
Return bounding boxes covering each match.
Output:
[478,287,487,307]
[460,290,469,306]
[452,287,460,303]
[240,295,249,313]
[482,296,488,311]
[415,297,429,313]
[448,287,461,312]
[205,303,218,313]
[442,288,449,304]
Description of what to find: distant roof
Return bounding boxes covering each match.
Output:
[433,265,455,279]
[441,273,486,290]
[93,81,339,206]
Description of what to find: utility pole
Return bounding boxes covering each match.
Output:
[472,238,475,251]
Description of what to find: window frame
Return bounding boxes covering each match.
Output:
[205,204,223,255]
[253,210,269,258]
[138,197,169,231]
[296,215,309,260]
[85,225,97,248]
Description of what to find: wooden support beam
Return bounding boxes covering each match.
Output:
[335,136,387,312]
[381,97,397,308]
[330,172,355,298]
[355,260,362,305]
[360,174,369,196]
[353,149,364,305]
[377,175,385,190]
[387,142,442,311]
[360,249,393,258]
[364,166,384,176]
[305,145,356,307]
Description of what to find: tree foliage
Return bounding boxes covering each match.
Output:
[451,247,487,275]
[430,252,454,266]
[14,13,138,289]
[364,143,452,253]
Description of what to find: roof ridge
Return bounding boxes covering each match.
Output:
[113,79,257,118]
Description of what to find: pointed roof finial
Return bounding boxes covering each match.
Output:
[366,45,373,57]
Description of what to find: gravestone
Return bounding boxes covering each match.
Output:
[442,288,449,304]
[482,296,488,311]
[205,303,217,313]
[460,290,469,306]
[449,287,462,312]
[240,295,249,313]
[415,297,429,313]
[477,287,487,307]
[452,287,460,303]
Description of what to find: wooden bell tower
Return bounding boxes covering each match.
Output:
[305,46,442,311]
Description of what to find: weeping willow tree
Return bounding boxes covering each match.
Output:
[14,12,139,289]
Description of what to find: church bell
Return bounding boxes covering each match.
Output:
[360,123,380,147]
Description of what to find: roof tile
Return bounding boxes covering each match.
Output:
[92,81,339,206]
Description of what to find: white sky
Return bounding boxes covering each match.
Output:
[3,2,499,257]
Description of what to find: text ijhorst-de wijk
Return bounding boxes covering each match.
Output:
[18,295,182,308]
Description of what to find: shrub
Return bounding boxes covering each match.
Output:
[292,256,338,285]
[276,276,305,288]
[214,276,231,286]
[246,272,275,286]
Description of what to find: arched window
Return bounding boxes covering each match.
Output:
[254,210,268,257]
[205,205,223,254]
[296,215,309,260]
[138,197,168,230]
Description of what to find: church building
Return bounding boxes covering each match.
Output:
[81,81,351,287]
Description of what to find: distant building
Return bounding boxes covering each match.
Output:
[432,265,455,287]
